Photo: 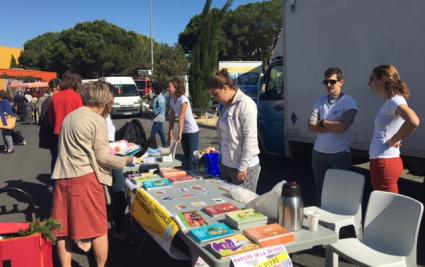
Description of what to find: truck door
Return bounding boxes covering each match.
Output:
[258,61,284,154]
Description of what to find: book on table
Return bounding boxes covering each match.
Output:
[206,234,260,259]
[189,223,235,243]
[202,203,240,217]
[143,179,172,190]
[159,168,188,178]
[225,208,268,230]
[167,175,195,183]
[128,173,162,186]
[174,211,208,231]
[243,223,294,247]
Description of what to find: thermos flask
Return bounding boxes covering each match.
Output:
[278,182,304,231]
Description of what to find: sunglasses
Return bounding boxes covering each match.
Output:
[322,79,339,85]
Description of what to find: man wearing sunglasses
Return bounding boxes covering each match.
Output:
[309,67,358,206]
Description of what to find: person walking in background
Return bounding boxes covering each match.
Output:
[150,82,167,147]
[49,72,82,173]
[38,79,60,153]
[167,77,199,170]
[368,65,420,193]
[13,90,27,122]
[50,81,133,267]
[0,91,15,153]
[207,69,261,192]
[309,67,358,205]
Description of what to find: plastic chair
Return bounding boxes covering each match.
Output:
[325,191,424,267]
[304,169,365,238]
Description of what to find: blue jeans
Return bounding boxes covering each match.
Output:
[181,131,199,171]
[150,121,166,147]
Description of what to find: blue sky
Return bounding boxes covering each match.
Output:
[2,0,261,48]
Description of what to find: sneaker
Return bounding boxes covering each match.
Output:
[22,140,26,145]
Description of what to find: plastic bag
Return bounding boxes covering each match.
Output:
[245,180,287,219]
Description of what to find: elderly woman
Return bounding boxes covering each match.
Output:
[50,81,133,267]
[207,69,261,192]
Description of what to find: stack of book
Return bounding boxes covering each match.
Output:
[127,173,162,187]
[202,203,240,217]
[225,208,268,230]
[160,168,195,183]
[243,223,294,247]
[206,234,260,259]
[189,223,235,243]
[143,179,172,190]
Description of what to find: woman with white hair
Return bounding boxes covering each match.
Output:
[50,81,133,267]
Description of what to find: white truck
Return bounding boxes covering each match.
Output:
[218,61,263,103]
[258,0,425,175]
[98,76,142,117]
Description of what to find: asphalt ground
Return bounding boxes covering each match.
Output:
[0,116,424,267]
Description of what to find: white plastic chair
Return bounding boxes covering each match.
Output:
[325,190,424,267]
[304,169,365,238]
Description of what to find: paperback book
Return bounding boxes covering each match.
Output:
[175,211,208,231]
[206,234,260,259]
[160,168,188,178]
[189,223,235,243]
[167,175,195,183]
[128,173,163,186]
[243,223,294,247]
[225,209,268,230]
[202,203,240,217]
[143,179,172,190]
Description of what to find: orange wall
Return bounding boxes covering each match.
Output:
[0,46,22,90]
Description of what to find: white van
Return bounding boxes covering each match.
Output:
[98,76,142,116]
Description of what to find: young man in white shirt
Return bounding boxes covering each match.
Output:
[309,67,358,205]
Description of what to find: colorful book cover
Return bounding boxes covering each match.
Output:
[206,234,260,258]
[189,223,235,243]
[231,245,293,267]
[143,179,172,190]
[225,208,268,224]
[129,173,162,186]
[178,211,208,228]
[160,168,188,178]
[244,224,294,247]
[168,175,195,183]
[202,203,240,217]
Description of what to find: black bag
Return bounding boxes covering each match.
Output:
[115,119,148,156]
[38,97,55,149]
[12,130,25,145]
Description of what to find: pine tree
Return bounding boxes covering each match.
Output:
[189,0,233,109]
[9,55,19,68]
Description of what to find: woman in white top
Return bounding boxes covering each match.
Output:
[368,65,420,193]
[167,77,199,170]
[207,69,261,192]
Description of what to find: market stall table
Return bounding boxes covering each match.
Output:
[126,178,337,267]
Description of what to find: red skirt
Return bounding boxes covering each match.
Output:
[50,172,108,240]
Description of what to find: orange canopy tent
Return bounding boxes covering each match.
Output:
[0,69,57,82]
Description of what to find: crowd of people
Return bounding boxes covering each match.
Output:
[0,64,420,266]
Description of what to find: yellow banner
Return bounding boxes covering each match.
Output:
[130,188,179,241]
[255,252,290,267]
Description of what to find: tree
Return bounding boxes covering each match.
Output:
[18,20,189,84]
[179,0,282,64]
[189,0,233,109]
[154,44,189,89]
[9,55,19,68]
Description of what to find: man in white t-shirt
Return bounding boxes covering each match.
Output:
[308,67,358,205]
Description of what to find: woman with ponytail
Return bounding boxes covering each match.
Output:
[207,69,261,192]
[368,65,420,193]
